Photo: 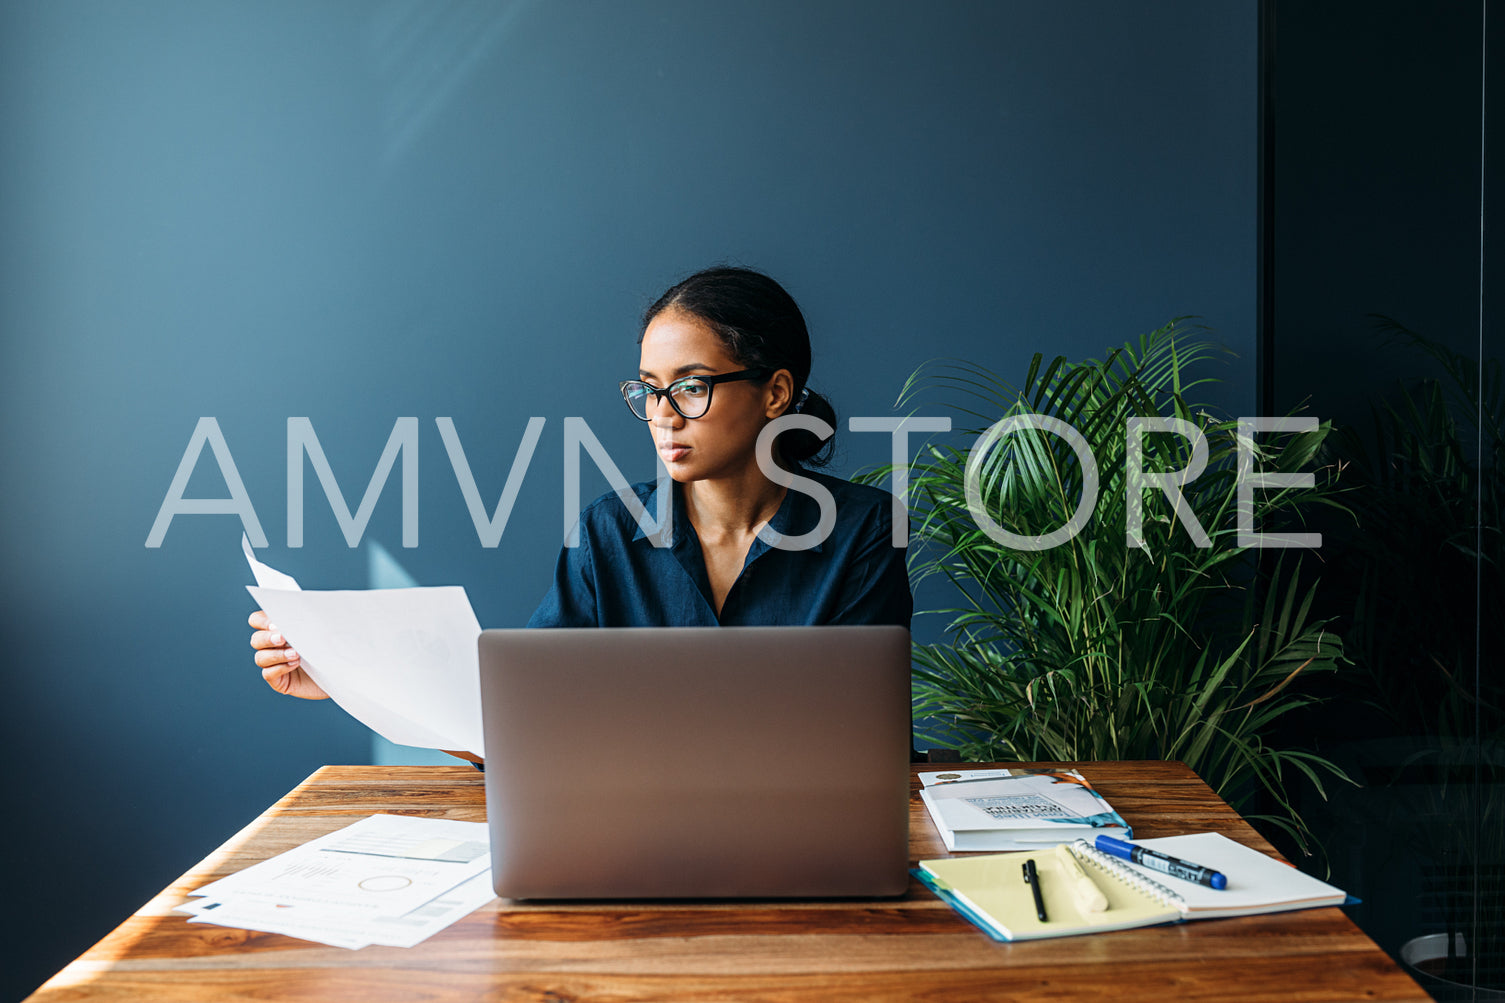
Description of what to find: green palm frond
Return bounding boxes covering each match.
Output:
[864,320,1352,852]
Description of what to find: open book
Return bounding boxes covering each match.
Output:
[917,832,1351,941]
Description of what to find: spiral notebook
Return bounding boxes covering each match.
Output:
[917,832,1351,941]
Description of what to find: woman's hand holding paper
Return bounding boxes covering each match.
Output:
[249,609,329,700]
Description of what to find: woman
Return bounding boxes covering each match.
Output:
[250,266,912,698]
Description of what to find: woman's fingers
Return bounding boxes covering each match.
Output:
[261,658,328,700]
[254,645,300,669]
[261,660,295,682]
[261,661,304,696]
[248,608,326,700]
[250,609,293,655]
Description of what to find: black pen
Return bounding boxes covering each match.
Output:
[1023,858,1048,922]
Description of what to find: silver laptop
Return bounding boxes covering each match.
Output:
[478,625,912,900]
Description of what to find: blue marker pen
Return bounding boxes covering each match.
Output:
[1096,835,1228,890]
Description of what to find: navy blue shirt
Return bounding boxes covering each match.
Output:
[527,471,912,628]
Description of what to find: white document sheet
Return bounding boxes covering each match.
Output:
[190,814,491,917]
[180,814,497,949]
[243,533,302,590]
[182,870,497,950]
[178,895,371,950]
[243,536,484,754]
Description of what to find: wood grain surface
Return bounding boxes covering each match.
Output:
[25,762,1428,1002]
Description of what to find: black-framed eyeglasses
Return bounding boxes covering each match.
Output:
[618,368,771,421]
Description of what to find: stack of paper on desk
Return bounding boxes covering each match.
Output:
[243,536,485,755]
[178,814,496,949]
[919,768,1131,851]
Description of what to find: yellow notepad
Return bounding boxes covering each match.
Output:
[920,842,1181,940]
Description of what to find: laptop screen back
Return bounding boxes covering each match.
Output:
[478,625,912,900]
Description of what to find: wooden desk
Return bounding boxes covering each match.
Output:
[27,761,1426,1002]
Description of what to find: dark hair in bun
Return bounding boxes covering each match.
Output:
[641,266,836,467]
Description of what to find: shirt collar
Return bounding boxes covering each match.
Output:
[751,474,825,558]
[631,476,825,557]
[631,479,679,549]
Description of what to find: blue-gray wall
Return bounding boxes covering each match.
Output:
[0,2,1255,995]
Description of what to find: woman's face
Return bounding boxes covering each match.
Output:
[637,307,792,483]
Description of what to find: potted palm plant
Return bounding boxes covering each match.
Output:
[862,320,1350,850]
